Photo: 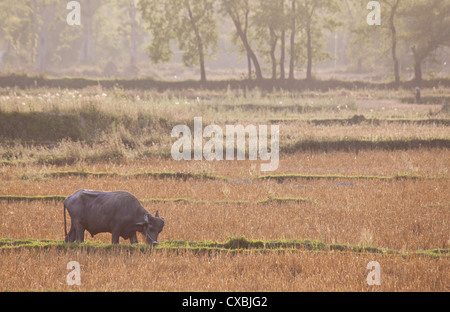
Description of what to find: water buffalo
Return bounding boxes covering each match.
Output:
[64,189,165,245]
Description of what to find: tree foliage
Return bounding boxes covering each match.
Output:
[138,0,217,81]
[403,0,450,82]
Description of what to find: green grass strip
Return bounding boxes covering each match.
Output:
[0,237,447,258]
[282,138,450,154]
[258,173,447,181]
[256,197,311,204]
[0,195,312,204]
[42,170,228,181]
[0,195,67,202]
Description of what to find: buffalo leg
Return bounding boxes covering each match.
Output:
[129,232,138,244]
[74,223,85,242]
[111,230,120,244]
[65,224,77,243]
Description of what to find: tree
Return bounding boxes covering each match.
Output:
[302,0,315,80]
[252,0,293,81]
[383,0,401,85]
[220,0,263,81]
[127,0,138,65]
[253,0,284,80]
[225,1,253,80]
[78,0,104,63]
[288,0,297,80]
[279,1,287,80]
[345,0,398,78]
[112,0,146,69]
[32,0,49,72]
[0,0,88,72]
[403,0,450,83]
[296,0,340,81]
[139,0,217,82]
[0,0,35,67]
[344,0,371,73]
[58,0,141,71]
[355,0,403,85]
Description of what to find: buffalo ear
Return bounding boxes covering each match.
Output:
[155,211,160,218]
[136,213,150,226]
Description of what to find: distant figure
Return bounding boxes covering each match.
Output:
[415,87,421,103]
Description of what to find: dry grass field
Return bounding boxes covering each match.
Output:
[0,86,449,291]
[1,247,448,291]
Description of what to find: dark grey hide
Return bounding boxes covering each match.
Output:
[64,189,165,244]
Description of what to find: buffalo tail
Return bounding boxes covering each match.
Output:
[64,202,67,239]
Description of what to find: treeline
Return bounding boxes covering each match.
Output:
[0,0,449,84]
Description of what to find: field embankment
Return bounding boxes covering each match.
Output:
[2,73,450,91]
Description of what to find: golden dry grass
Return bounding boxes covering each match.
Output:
[2,149,449,179]
[0,248,447,291]
[0,173,448,291]
[1,150,449,251]
[1,178,448,251]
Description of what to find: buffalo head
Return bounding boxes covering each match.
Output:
[138,211,165,245]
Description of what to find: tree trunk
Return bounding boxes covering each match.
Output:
[306,23,312,80]
[278,0,285,80]
[199,51,206,82]
[247,53,252,80]
[357,58,362,73]
[288,0,296,80]
[392,44,400,84]
[80,0,96,63]
[33,0,49,72]
[389,0,400,86]
[244,7,252,80]
[414,59,422,83]
[31,0,38,68]
[231,17,263,81]
[186,0,206,82]
[270,27,278,80]
[129,0,137,65]
[280,29,285,80]
[305,5,316,81]
[225,4,263,81]
[411,46,422,83]
[39,8,50,72]
[79,0,103,64]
